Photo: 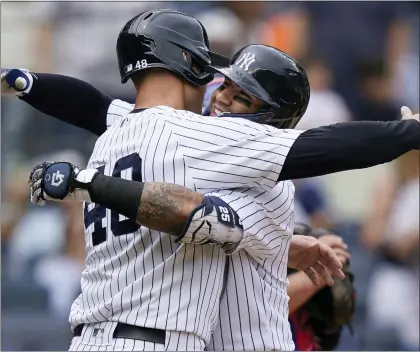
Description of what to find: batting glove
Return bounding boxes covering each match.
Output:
[28,161,98,206]
[401,106,419,123]
[176,196,244,254]
[1,68,34,97]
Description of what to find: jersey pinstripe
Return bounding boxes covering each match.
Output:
[205,183,296,351]
[69,99,301,350]
[201,81,298,350]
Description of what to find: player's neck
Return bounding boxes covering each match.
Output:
[134,72,186,111]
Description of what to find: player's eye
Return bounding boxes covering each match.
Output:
[218,84,227,92]
[234,95,252,107]
[223,79,232,88]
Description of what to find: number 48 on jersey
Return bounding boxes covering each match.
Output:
[84,153,142,246]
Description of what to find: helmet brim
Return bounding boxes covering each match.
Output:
[207,51,231,68]
[207,65,280,108]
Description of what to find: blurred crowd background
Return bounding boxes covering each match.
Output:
[1,1,419,351]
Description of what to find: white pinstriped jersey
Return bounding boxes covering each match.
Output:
[69,99,301,349]
[206,183,296,351]
[201,81,298,351]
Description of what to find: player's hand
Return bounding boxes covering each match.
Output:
[401,106,419,123]
[318,234,350,265]
[28,161,98,206]
[1,68,33,97]
[288,235,345,287]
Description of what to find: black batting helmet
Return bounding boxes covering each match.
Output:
[116,9,229,86]
[209,44,310,128]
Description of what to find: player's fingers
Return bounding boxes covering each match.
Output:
[333,248,351,264]
[401,106,412,119]
[32,178,43,192]
[320,235,347,250]
[35,188,45,205]
[31,187,41,204]
[30,178,46,206]
[30,168,44,185]
[28,164,44,184]
[401,106,419,122]
[30,180,36,198]
[329,238,347,249]
[304,267,321,286]
[30,186,35,203]
[331,267,345,280]
[35,193,45,206]
[312,261,334,286]
[318,246,346,280]
[320,259,345,280]
[319,244,343,270]
[327,241,348,253]
[28,162,52,185]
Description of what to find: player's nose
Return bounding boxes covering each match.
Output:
[215,88,232,108]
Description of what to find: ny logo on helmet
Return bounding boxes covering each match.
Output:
[235,52,256,71]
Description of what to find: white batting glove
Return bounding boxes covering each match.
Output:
[401,106,419,123]
[28,161,98,206]
[176,196,244,254]
[1,68,34,97]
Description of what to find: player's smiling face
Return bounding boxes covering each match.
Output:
[210,78,266,116]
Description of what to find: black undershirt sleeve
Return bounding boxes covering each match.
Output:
[20,73,112,136]
[280,120,420,181]
[66,119,418,232]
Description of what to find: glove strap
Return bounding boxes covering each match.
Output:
[71,169,99,202]
[74,169,99,186]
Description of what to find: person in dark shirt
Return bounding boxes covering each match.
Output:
[355,59,400,123]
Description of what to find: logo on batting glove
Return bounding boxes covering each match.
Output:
[43,163,75,199]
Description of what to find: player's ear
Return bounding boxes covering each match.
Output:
[184,81,206,114]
